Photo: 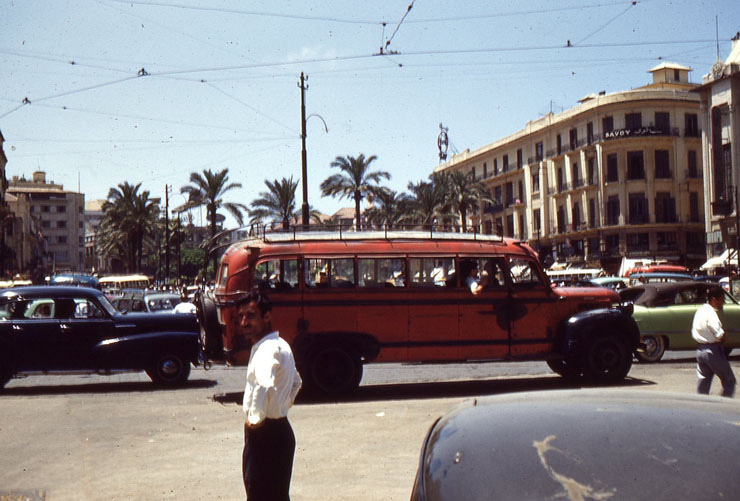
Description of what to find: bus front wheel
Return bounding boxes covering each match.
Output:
[306,345,362,397]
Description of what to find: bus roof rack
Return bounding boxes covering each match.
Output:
[229,224,506,245]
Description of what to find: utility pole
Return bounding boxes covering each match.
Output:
[165,185,170,284]
[299,72,309,228]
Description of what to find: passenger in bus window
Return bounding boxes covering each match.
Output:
[461,259,485,295]
[483,260,505,289]
[431,260,447,286]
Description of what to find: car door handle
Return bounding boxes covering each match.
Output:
[12,324,22,331]
[60,324,72,331]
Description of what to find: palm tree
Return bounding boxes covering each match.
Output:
[320,154,390,230]
[98,182,160,272]
[437,170,492,232]
[401,179,446,228]
[180,168,248,279]
[249,177,300,229]
[364,186,404,229]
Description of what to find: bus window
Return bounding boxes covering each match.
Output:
[410,257,454,287]
[481,258,507,289]
[509,257,544,289]
[359,258,405,288]
[304,258,354,288]
[253,259,298,290]
[331,259,355,288]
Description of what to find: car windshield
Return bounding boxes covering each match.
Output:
[95,294,119,316]
[147,296,180,312]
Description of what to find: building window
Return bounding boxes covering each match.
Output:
[657,232,677,251]
[484,220,493,235]
[505,183,514,206]
[493,158,498,175]
[503,155,509,171]
[569,128,578,150]
[685,113,699,137]
[655,112,670,133]
[625,112,642,130]
[57,220,67,229]
[605,196,619,226]
[483,162,488,178]
[517,148,523,169]
[42,220,51,228]
[588,198,597,228]
[519,214,526,239]
[627,151,645,180]
[572,202,582,229]
[689,192,700,222]
[627,232,650,252]
[655,150,671,178]
[687,231,705,253]
[557,134,562,155]
[629,193,649,224]
[518,181,525,204]
[587,158,595,185]
[56,205,67,213]
[655,192,676,223]
[557,206,566,233]
[532,173,540,193]
[606,153,619,182]
[533,209,541,232]
[557,167,565,192]
[41,205,50,213]
[506,215,514,238]
[605,234,620,253]
[494,186,502,206]
[535,142,543,162]
[602,116,614,133]
[471,167,476,181]
[587,122,594,144]
[572,162,580,187]
[58,236,68,244]
[688,150,698,178]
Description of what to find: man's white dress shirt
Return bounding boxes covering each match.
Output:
[243,331,302,426]
[692,303,725,344]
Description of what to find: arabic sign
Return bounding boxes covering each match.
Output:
[604,127,663,139]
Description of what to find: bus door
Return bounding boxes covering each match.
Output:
[457,257,511,360]
[407,257,460,361]
[355,257,409,362]
[507,256,559,357]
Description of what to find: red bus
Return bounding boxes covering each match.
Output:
[197,230,638,395]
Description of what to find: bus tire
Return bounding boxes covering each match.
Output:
[305,345,362,397]
[583,333,632,383]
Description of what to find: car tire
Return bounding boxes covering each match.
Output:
[583,334,632,383]
[635,335,666,363]
[194,292,223,362]
[305,345,362,397]
[146,353,191,386]
[546,358,582,380]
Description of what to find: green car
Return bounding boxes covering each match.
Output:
[619,282,740,362]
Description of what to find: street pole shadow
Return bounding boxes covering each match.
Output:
[210,375,655,406]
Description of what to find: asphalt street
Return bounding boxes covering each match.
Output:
[0,356,735,500]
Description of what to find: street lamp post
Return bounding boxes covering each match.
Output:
[298,72,328,230]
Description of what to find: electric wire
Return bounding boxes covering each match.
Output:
[574,1,638,45]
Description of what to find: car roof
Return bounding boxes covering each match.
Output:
[628,272,695,280]
[620,281,722,306]
[0,286,105,300]
[414,389,740,500]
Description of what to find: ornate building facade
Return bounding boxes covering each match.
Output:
[435,63,705,273]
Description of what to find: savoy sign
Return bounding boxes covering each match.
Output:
[604,127,662,140]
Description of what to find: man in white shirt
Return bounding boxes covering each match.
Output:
[691,287,736,397]
[237,290,302,500]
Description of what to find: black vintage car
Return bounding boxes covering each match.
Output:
[0,286,201,388]
[411,389,740,500]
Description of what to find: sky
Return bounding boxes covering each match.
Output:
[1,0,738,229]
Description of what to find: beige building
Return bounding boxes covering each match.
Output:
[435,63,705,273]
[694,33,740,270]
[8,171,85,272]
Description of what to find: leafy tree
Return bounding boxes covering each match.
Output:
[98,182,160,272]
[434,170,492,232]
[401,179,446,228]
[249,177,300,229]
[320,154,390,230]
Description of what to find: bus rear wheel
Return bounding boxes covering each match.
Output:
[306,345,362,397]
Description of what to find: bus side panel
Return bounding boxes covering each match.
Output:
[458,289,510,360]
[407,289,460,361]
[355,289,408,362]
[269,291,304,346]
[299,288,359,341]
[509,287,559,357]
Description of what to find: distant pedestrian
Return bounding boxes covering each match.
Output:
[692,287,736,397]
[237,290,302,500]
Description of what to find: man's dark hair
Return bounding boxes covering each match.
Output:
[707,287,725,301]
[235,289,272,317]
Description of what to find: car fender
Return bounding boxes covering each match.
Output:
[556,307,640,360]
[94,331,201,367]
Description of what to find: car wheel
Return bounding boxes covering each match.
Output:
[583,334,632,383]
[146,353,191,386]
[305,345,362,397]
[194,292,223,362]
[546,358,582,380]
[635,335,666,363]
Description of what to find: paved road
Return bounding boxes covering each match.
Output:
[0,356,735,500]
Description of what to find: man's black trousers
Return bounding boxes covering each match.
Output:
[242,417,296,500]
